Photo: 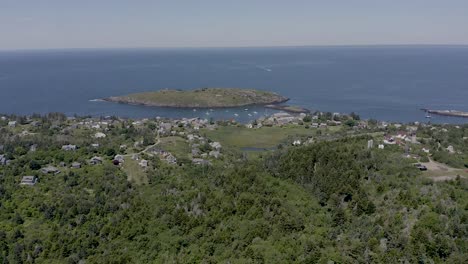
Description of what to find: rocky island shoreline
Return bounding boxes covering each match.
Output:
[104,87,289,108]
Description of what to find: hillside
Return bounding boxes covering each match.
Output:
[0,113,467,263]
[104,88,289,108]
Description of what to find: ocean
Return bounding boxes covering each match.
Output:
[0,46,467,123]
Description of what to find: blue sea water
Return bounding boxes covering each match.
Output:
[0,46,467,123]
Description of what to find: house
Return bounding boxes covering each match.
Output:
[20,176,38,186]
[139,160,148,168]
[89,156,103,165]
[192,158,212,166]
[367,140,374,149]
[191,148,201,157]
[29,144,38,152]
[30,121,42,127]
[378,144,385,149]
[62,144,77,151]
[160,122,172,132]
[276,116,296,125]
[41,166,60,174]
[328,120,342,126]
[8,121,17,127]
[292,140,301,146]
[114,155,125,163]
[209,142,222,150]
[91,143,100,148]
[395,132,407,140]
[71,162,82,169]
[165,154,177,164]
[447,145,455,154]
[383,136,396,145]
[209,150,221,159]
[0,154,7,165]
[94,132,106,138]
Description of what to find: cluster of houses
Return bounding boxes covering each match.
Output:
[245,111,369,129]
[187,133,222,164]
[383,131,418,146]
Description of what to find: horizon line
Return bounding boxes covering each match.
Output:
[1,43,468,52]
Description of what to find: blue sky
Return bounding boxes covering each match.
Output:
[1,0,468,50]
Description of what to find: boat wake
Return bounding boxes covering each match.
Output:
[256,66,272,72]
[89,99,105,102]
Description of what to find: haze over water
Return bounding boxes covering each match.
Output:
[0,46,467,123]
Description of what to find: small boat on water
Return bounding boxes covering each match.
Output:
[425,114,432,118]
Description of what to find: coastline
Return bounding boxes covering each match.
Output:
[103,88,290,109]
[422,109,468,118]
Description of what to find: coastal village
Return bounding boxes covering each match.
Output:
[1,110,467,186]
[1,110,467,263]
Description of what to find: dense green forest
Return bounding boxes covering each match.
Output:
[0,115,467,263]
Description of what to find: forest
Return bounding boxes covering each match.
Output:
[0,114,467,263]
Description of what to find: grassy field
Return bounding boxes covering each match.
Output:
[122,159,148,185]
[106,88,288,108]
[202,126,319,150]
[420,159,468,181]
[159,136,191,158]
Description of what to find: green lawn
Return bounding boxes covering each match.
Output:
[202,126,319,150]
[159,136,191,158]
[122,159,148,185]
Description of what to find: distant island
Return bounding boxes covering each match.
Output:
[104,88,289,108]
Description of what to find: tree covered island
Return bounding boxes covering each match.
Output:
[104,88,289,108]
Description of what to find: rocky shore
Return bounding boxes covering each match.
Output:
[104,88,289,108]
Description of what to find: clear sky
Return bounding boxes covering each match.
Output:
[1,0,468,50]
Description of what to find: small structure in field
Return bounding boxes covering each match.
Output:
[41,166,60,174]
[62,144,77,151]
[20,176,38,186]
[71,162,82,169]
[89,156,103,165]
